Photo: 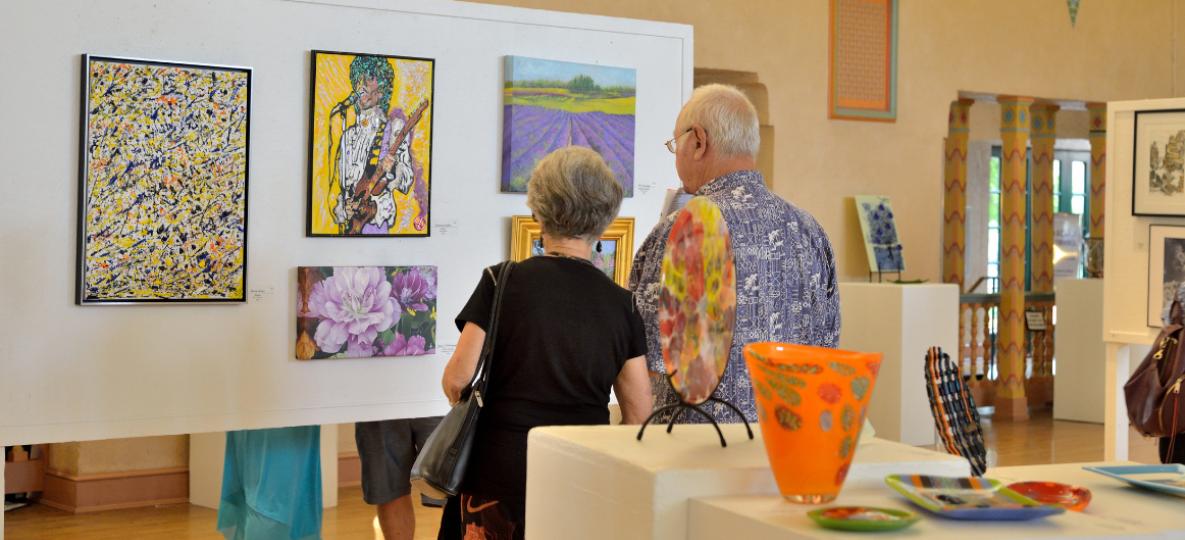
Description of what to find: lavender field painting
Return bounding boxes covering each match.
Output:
[502,56,636,195]
[295,266,436,360]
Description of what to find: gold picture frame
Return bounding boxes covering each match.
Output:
[510,216,635,287]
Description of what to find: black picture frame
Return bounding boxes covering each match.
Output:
[1147,224,1185,327]
[1132,108,1185,217]
[77,54,251,305]
[305,49,435,238]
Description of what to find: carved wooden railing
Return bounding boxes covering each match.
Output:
[957,292,1055,409]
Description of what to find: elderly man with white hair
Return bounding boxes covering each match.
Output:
[630,84,840,423]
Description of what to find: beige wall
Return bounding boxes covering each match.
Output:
[475,0,1176,281]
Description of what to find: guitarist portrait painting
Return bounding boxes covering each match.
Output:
[309,51,433,236]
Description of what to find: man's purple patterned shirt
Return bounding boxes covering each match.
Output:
[629,170,841,422]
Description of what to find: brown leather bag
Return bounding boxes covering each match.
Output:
[1125,301,1185,439]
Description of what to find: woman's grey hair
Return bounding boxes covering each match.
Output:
[527,146,623,241]
[680,84,760,158]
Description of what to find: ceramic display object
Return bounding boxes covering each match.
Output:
[743,342,881,503]
[659,197,737,404]
[853,195,904,274]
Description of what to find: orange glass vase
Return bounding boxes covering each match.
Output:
[743,342,881,504]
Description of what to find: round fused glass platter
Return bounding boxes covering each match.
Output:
[1006,481,1092,512]
[659,196,736,404]
[807,506,919,532]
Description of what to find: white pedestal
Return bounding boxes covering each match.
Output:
[525,424,969,540]
[1054,278,1105,423]
[689,461,1185,540]
[838,282,958,446]
[188,425,338,510]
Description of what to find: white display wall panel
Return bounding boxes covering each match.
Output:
[838,282,958,446]
[0,0,692,447]
[525,425,968,540]
[1053,278,1105,423]
[1100,97,1185,459]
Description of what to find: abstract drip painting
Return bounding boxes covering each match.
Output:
[308,50,434,236]
[296,266,437,359]
[502,56,636,195]
[659,197,736,405]
[854,195,904,273]
[78,55,250,304]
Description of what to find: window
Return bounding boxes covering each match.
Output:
[1053,150,1091,240]
[985,147,1090,291]
[987,153,1001,293]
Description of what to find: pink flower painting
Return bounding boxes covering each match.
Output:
[296,266,436,360]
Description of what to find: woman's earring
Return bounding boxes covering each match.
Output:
[596,241,603,253]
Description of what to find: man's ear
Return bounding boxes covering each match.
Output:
[692,126,708,158]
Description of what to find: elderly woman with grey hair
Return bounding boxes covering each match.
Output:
[441,146,651,539]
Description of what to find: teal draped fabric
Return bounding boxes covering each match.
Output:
[217,426,323,540]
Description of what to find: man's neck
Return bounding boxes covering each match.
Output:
[687,157,757,194]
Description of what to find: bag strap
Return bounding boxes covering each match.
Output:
[464,261,514,400]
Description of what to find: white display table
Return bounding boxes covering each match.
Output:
[1054,279,1105,423]
[838,282,959,446]
[525,424,969,540]
[688,461,1185,539]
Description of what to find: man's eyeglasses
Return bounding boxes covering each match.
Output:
[664,127,694,154]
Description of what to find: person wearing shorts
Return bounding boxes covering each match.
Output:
[355,417,444,540]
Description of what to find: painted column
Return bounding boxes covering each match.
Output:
[943,99,974,287]
[1030,103,1059,293]
[1087,102,1107,238]
[997,96,1034,421]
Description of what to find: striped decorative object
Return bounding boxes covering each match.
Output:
[923,346,987,476]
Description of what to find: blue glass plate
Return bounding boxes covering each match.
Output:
[885,474,1065,521]
[1084,464,1185,497]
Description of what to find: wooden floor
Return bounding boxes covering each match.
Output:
[4,486,442,540]
[5,411,1102,539]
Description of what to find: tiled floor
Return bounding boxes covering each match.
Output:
[4,410,1107,539]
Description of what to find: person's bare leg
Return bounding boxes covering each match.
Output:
[376,494,415,540]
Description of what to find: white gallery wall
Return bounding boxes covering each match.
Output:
[0,0,692,446]
[1101,97,1185,460]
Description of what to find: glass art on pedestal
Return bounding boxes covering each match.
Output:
[743,342,880,503]
[636,197,752,447]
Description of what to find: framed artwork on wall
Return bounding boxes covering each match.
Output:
[502,56,636,196]
[307,50,434,237]
[509,216,634,287]
[1133,109,1185,217]
[828,0,898,122]
[1148,225,1185,327]
[853,195,905,274]
[296,266,437,359]
[77,55,250,304]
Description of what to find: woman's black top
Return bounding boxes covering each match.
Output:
[455,257,647,498]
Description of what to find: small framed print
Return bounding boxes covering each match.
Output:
[1147,225,1185,327]
[1133,109,1185,217]
[509,215,634,287]
[1024,310,1047,332]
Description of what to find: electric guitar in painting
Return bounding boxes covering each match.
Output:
[344,99,429,235]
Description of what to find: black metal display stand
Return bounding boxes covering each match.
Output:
[636,393,754,448]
